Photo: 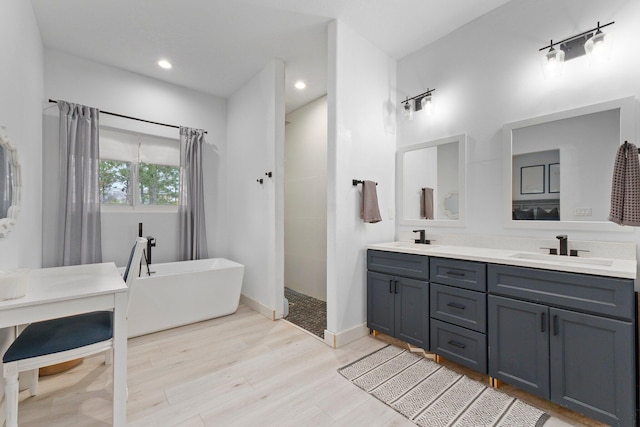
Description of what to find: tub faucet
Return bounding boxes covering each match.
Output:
[556,234,568,256]
[146,236,156,264]
[413,229,430,244]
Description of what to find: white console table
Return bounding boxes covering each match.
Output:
[0,262,128,426]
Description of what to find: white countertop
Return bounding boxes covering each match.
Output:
[0,262,126,309]
[367,242,637,279]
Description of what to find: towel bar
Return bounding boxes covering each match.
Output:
[353,179,377,186]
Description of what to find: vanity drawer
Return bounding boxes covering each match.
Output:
[430,257,486,291]
[488,264,634,320]
[430,319,487,373]
[430,283,486,333]
[367,250,429,280]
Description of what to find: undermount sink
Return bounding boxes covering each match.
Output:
[510,252,614,267]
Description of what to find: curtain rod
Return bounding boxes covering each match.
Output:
[48,99,207,134]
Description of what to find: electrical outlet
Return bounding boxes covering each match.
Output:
[574,208,592,216]
[388,207,395,220]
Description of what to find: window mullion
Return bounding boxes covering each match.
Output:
[131,162,140,207]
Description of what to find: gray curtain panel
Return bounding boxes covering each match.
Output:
[179,127,209,260]
[57,101,102,266]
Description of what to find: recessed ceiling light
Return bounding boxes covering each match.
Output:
[294,81,306,90]
[157,59,172,69]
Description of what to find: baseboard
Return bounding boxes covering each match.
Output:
[324,323,369,348]
[240,294,276,321]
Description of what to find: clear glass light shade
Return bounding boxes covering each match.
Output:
[584,31,612,65]
[541,46,565,79]
[402,100,414,121]
[421,95,433,115]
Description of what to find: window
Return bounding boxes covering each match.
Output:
[99,127,180,209]
[99,159,131,205]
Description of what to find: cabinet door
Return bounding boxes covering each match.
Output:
[367,271,395,336]
[395,277,429,348]
[550,308,635,427]
[488,295,549,399]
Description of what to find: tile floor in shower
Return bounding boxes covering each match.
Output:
[284,287,326,339]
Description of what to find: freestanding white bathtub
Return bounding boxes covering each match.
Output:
[126,258,244,338]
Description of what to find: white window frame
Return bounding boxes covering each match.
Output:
[99,127,180,213]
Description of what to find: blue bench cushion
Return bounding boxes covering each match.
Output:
[2,311,113,363]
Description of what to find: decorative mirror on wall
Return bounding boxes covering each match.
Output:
[0,126,20,237]
[503,97,636,232]
[397,134,467,227]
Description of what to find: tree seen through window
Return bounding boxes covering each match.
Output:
[139,163,179,205]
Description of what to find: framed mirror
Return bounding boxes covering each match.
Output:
[397,134,467,227]
[0,126,20,237]
[503,97,636,232]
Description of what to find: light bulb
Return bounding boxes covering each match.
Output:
[402,100,414,121]
[421,94,433,115]
[294,81,306,90]
[541,44,564,79]
[584,29,612,65]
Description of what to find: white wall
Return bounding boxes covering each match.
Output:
[326,21,396,344]
[285,96,327,301]
[42,49,226,267]
[226,60,285,319]
[0,0,44,407]
[397,0,640,246]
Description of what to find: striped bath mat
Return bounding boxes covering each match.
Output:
[338,345,551,427]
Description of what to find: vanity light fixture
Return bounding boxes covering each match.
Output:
[420,92,434,116]
[402,97,414,121]
[584,21,613,64]
[541,40,565,79]
[157,59,172,69]
[540,21,614,78]
[401,88,435,119]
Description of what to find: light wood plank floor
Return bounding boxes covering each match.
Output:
[14,304,604,426]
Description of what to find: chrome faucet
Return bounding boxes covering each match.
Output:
[556,235,568,256]
[413,229,430,244]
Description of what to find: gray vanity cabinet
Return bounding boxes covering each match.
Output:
[488,264,636,427]
[488,295,550,398]
[429,257,487,373]
[367,250,430,349]
[549,307,635,427]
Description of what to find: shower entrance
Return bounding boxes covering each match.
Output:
[284,287,326,339]
[282,96,327,340]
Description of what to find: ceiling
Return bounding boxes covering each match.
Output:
[30,0,512,113]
